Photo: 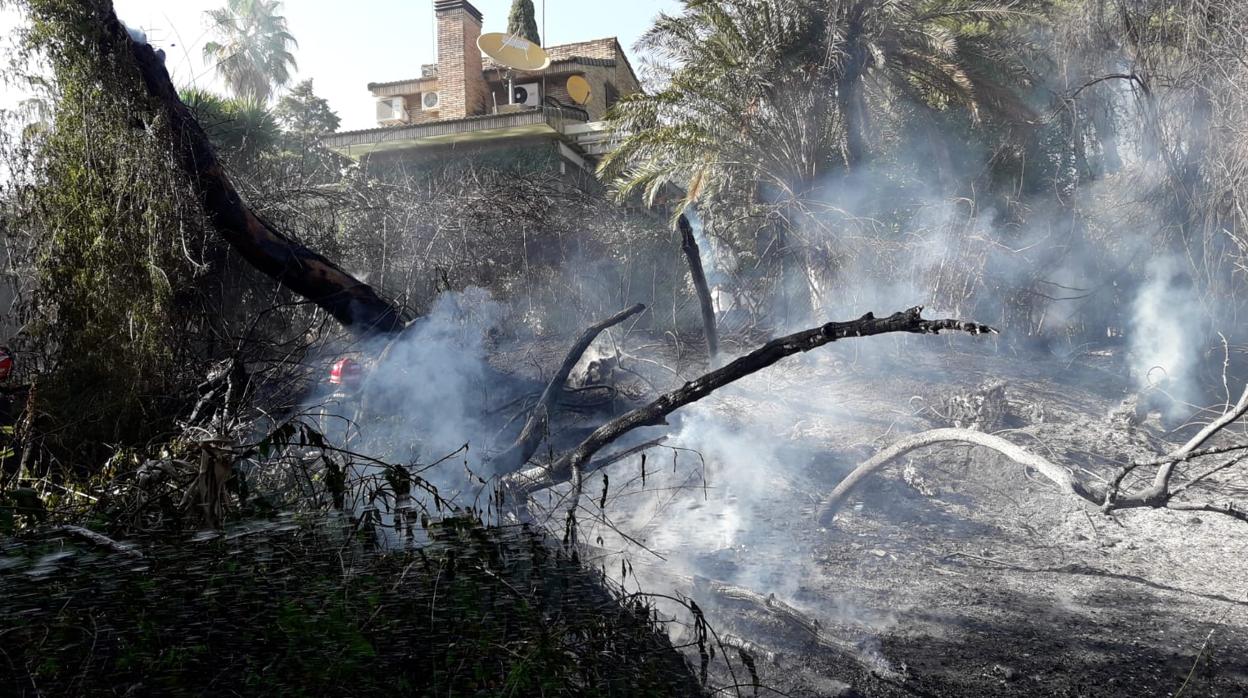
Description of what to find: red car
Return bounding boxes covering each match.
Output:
[328,356,364,393]
[0,346,14,382]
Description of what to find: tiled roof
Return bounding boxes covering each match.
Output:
[481,37,618,70]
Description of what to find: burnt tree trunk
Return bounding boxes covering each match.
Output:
[837,6,872,170]
[104,11,405,334]
[678,215,720,365]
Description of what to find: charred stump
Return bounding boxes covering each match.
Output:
[679,214,720,366]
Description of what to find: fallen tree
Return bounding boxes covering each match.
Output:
[815,384,1248,526]
[58,1,407,334]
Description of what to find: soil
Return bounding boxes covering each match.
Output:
[495,332,1248,697]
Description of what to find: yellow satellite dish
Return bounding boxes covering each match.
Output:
[477,32,550,71]
[566,75,592,105]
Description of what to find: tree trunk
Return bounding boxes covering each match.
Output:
[838,76,871,169]
[678,215,720,366]
[775,212,813,325]
[1087,93,1122,175]
[106,12,405,334]
[837,7,871,170]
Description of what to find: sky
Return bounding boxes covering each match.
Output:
[0,0,679,132]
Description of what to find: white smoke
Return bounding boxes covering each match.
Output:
[582,387,908,675]
[329,287,508,505]
[1128,255,1204,415]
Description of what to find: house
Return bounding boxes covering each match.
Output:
[322,0,641,177]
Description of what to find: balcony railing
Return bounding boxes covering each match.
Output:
[323,106,590,156]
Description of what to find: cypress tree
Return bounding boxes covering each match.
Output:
[507,0,541,46]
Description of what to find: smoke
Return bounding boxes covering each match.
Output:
[585,385,903,670]
[613,404,797,563]
[1128,255,1205,415]
[321,287,509,506]
[788,137,1209,379]
[299,37,1233,687]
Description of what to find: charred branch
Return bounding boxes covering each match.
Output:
[507,437,668,498]
[1165,500,1248,524]
[719,634,780,666]
[519,307,995,504]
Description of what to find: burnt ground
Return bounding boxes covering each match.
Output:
[489,332,1248,697]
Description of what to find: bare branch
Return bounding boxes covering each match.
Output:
[507,437,668,497]
[815,428,1100,526]
[1149,385,1248,494]
[55,525,144,559]
[1131,443,1248,467]
[1169,455,1247,499]
[1166,501,1248,524]
[817,394,1248,527]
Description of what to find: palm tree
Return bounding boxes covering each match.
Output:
[600,0,1038,318]
[202,0,298,103]
[604,0,1037,208]
[181,88,281,166]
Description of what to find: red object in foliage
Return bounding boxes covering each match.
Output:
[329,357,363,390]
[0,347,13,382]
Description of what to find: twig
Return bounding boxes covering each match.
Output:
[1174,629,1216,698]
[54,525,144,559]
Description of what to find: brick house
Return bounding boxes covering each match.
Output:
[323,0,642,177]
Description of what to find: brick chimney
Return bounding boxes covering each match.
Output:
[434,0,487,119]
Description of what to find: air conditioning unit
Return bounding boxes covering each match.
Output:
[376,96,407,125]
[421,91,440,111]
[512,82,541,107]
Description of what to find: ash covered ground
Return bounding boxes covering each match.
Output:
[488,331,1248,697]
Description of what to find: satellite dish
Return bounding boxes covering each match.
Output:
[478,32,551,71]
[566,75,592,105]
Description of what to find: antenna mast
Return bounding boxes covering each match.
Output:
[541,0,547,106]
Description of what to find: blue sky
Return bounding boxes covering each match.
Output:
[1,0,680,132]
